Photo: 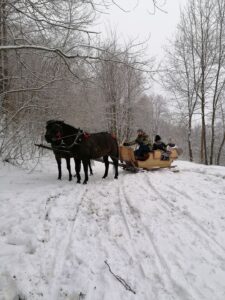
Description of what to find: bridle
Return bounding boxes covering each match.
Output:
[65,129,84,149]
[50,127,84,149]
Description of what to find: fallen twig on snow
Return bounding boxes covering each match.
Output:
[104,260,136,294]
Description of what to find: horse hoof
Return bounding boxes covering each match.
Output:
[58,178,61,180]
[114,176,118,179]
[77,180,81,184]
[83,181,87,184]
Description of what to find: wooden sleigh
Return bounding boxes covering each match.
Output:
[119,146,180,172]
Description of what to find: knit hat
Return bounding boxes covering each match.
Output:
[137,129,144,133]
[155,135,161,142]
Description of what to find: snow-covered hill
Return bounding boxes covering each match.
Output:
[0,158,225,300]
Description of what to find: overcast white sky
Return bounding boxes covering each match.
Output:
[96,0,187,94]
[98,0,187,58]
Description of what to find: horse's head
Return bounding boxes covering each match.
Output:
[45,120,65,144]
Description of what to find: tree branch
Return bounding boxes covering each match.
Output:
[104,261,136,295]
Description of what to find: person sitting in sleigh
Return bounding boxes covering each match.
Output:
[124,129,152,160]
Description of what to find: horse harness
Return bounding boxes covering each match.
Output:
[54,129,90,150]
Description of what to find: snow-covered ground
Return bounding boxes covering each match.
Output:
[0,157,225,300]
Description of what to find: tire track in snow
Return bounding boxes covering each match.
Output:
[162,183,225,251]
[181,168,225,180]
[145,175,225,259]
[144,226,197,300]
[122,174,205,299]
[48,187,88,300]
[43,188,70,222]
[119,177,195,300]
[118,180,161,300]
[50,180,119,300]
[37,187,75,294]
[118,185,133,239]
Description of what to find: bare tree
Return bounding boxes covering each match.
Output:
[0,0,162,163]
[163,0,225,165]
[94,36,150,142]
[216,96,225,164]
[162,21,200,162]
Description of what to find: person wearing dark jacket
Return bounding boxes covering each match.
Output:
[152,135,167,151]
[153,135,169,160]
[124,129,152,158]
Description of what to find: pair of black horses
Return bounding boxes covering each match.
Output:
[45,120,119,184]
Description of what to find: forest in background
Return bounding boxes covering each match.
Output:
[0,0,224,166]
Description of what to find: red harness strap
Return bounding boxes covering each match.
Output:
[83,132,90,140]
[111,133,117,139]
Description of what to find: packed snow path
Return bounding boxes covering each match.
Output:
[0,158,225,300]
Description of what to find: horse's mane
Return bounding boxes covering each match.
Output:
[46,119,64,126]
[46,119,79,133]
[63,122,79,132]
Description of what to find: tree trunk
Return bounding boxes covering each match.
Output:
[200,66,208,165]
[209,110,215,165]
[201,110,208,165]
[216,132,225,165]
[0,0,8,110]
[187,121,193,162]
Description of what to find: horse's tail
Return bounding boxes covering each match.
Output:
[114,140,119,178]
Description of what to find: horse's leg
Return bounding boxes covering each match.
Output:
[73,158,77,177]
[102,155,109,179]
[66,157,72,181]
[111,156,119,179]
[75,158,81,183]
[89,160,93,175]
[56,156,62,180]
[82,159,89,184]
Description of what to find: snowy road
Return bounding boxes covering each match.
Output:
[0,158,225,300]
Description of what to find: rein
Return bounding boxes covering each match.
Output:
[55,129,87,149]
[66,130,84,149]
[56,132,79,140]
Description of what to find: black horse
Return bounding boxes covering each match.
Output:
[45,120,119,184]
[44,121,93,181]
